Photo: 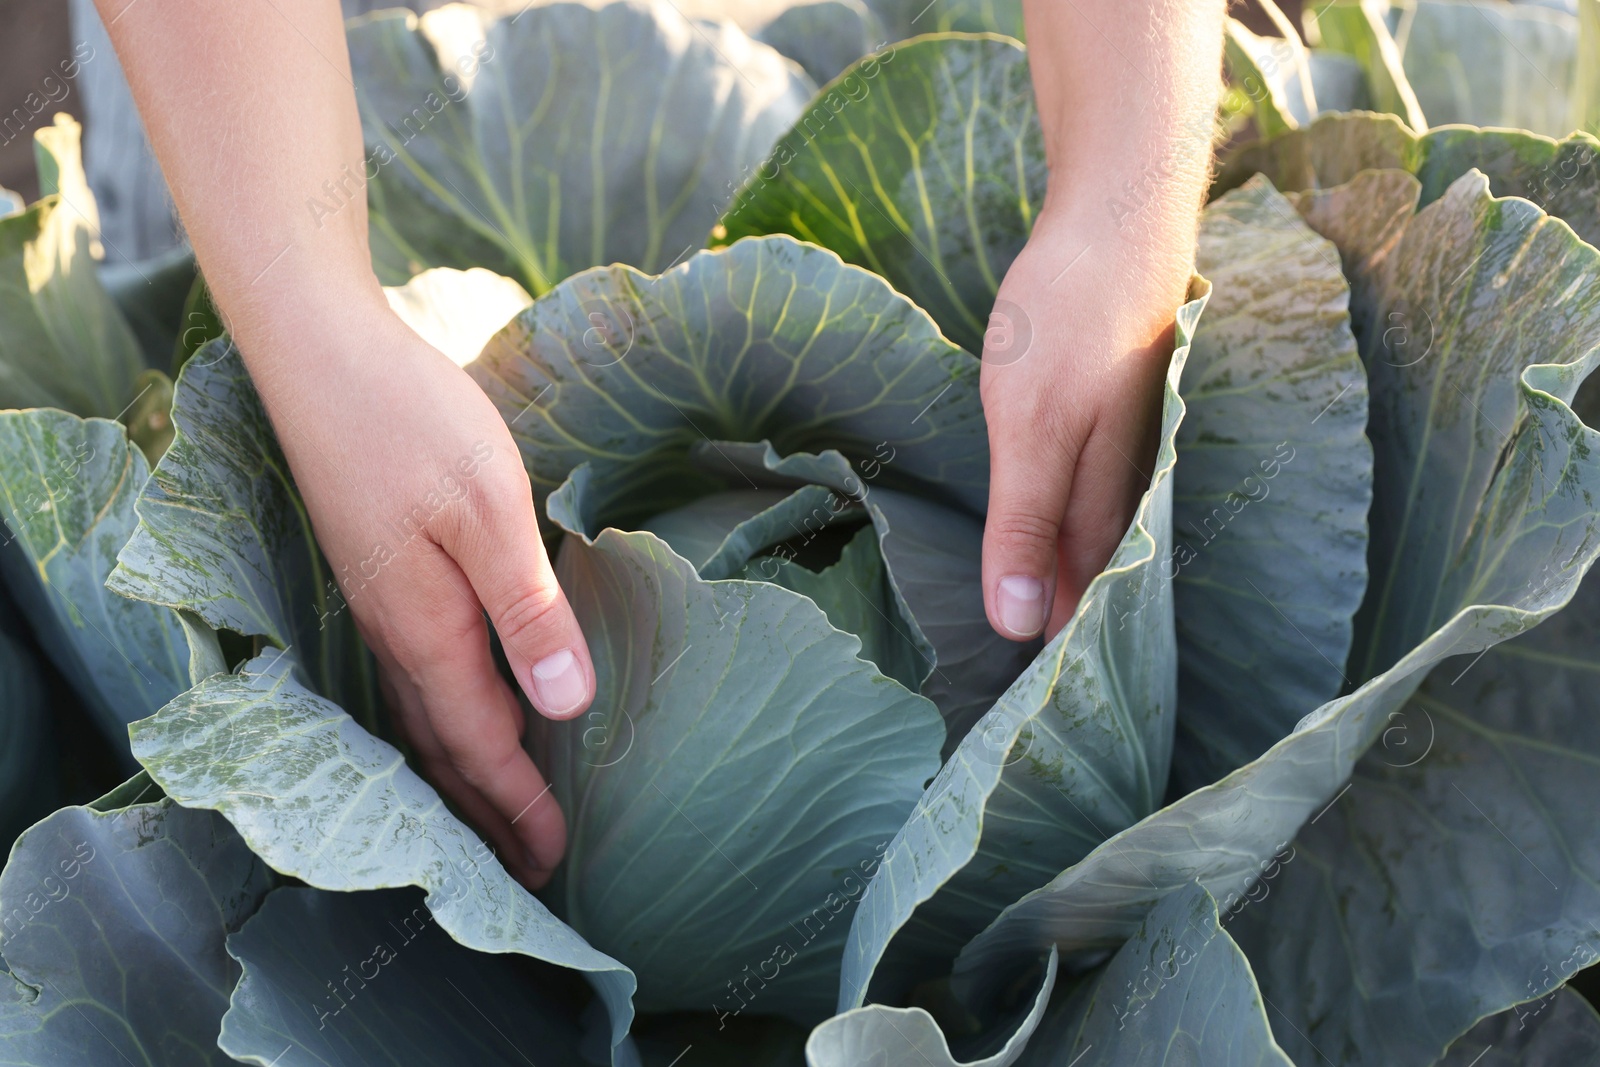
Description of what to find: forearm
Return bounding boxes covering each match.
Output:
[1022,0,1226,287]
[94,0,380,379]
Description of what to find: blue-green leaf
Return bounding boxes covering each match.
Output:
[756,0,881,85]
[348,2,811,293]
[1015,883,1291,1067]
[220,886,622,1067]
[837,289,1209,1010]
[0,411,187,748]
[107,345,379,730]
[0,799,270,1066]
[1171,176,1371,790]
[1227,561,1600,1065]
[953,169,1600,1000]
[469,235,989,523]
[128,650,639,1060]
[541,511,943,1022]
[862,0,1024,40]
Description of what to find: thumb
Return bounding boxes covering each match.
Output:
[982,403,1087,642]
[445,476,596,721]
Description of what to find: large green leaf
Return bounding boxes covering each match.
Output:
[951,169,1600,999]
[714,35,1045,353]
[0,116,144,417]
[468,235,990,523]
[806,950,1056,1067]
[348,2,812,294]
[1439,988,1600,1065]
[0,799,270,1066]
[1308,0,1428,129]
[128,650,639,1060]
[1014,883,1292,1067]
[106,346,379,731]
[1170,177,1371,790]
[1398,0,1578,136]
[220,887,614,1067]
[836,289,1209,1010]
[539,507,943,1022]
[1227,562,1600,1065]
[0,411,187,747]
[1215,111,1600,271]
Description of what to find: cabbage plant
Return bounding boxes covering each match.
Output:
[2,4,1600,1067]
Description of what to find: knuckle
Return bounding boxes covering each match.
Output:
[437,727,524,789]
[989,510,1062,558]
[494,585,566,648]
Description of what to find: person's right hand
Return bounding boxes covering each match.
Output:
[238,289,595,890]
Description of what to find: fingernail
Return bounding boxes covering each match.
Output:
[996,575,1047,638]
[529,649,588,716]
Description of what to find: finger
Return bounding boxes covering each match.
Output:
[378,659,556,888]
[381,552,569,874]
[440,469,596,721]
[981,394,1089,641]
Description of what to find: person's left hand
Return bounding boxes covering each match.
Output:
[979,199,1196,642]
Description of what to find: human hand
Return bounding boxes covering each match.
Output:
[238,292,594,890]
[980,202,1196,642]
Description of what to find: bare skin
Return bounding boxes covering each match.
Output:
[96,0,1224,888]
[987,0,1226,641]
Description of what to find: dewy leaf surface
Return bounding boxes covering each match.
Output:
[1216,110,1600,247]
[952,169,1600,997]
[0,799,271,1066]
[0,116,143,417]
[1170,177,1371,790]
[1400,0,1578,136]
[107,345,379,730]
[715,35,1045,353]
[1228,562,1600,1066]
[836,290,1209,1010]
[469,235,990,525]
[220,887,614,1067]
[1014,883,1292,1067]
[0,411,187,746]
[348,2,811,293]
[543,516,942,1022]
[128,651,639,1059]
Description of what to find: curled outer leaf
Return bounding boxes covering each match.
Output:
[540,503,944,1022]
[129,650,640,1061]
[952,170,1600,1007]
[1214,110,1600,248]
[107,351,639,1061]
[835,286,1210,1010]
[1014,883,1292,1067]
